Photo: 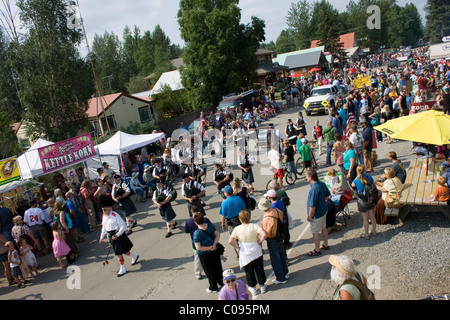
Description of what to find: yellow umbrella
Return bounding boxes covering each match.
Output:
[374,109,450,146]
[374,109,450,175]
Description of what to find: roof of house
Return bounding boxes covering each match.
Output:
[86,93,151,118]
[283,51,326,69]
[150,70,184,95]
[256,48,275,56]
[256,62,288,75]
[311,32,356,49]
[273,46,325,66]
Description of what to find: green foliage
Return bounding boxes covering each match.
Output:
[0,111,21,159]
[424,0,450,44]
[178,0,265,110]
[10,0,92,142]
[152,84,189,119]
[286,0,425,54]
[119,121,158,135]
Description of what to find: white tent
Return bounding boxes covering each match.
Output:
[95,131,165,155]
[17,138,55,180]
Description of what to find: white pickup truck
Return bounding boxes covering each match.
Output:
[303,84,342,116]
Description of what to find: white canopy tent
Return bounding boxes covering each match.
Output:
[95,131,165,155]
[17,138,55,180]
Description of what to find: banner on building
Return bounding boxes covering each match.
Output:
[38,133,96,174]
[0,157,21,186]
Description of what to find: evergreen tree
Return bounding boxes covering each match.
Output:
[424,0,450,44]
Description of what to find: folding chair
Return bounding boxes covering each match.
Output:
[335,189,353,226]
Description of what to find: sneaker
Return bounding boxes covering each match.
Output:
[285,273,290,279]
[248,286,258,296]
[272,279,287,285]
[195,274,203,280]
[165,232,173,238]
[260,285,267,294]
[205,288,218,293]
[360,233,370,240]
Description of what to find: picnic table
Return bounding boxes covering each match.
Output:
[389,158,450,221]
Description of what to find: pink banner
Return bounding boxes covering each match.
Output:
[38,133,96,174]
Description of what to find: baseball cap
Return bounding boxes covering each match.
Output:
[264,189,277,198]
[221,185,233,195]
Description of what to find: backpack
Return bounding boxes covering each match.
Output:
[268,209,287,241]
[335,273,376,300]
[365,179,379,206]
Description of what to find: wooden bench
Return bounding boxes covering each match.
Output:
[394,158,450,221]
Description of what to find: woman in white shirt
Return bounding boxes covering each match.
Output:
[98,195,139,277]
[229,209,268,296]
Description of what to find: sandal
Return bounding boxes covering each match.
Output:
[320,244,330,250]
[307,249,322,256]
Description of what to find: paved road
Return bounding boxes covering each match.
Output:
[0,105,356,301]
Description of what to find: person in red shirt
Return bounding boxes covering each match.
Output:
[417,75,428,100]
[431,176,450,202]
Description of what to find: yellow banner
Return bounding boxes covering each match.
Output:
[0,157,21,186]
[352,76,372,89]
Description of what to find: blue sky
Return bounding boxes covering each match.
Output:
[5,0,428,49]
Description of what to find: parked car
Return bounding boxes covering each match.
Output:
[217,90,258,112]
[303,84,341,116]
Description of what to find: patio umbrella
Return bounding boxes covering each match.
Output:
[309,67,321,72]
[373,109,450,174]
[288,73,301,78]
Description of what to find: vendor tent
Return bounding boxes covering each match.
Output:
[17,138,54,180]
[95,131,165,155]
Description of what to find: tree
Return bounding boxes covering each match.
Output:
[133,30,155,77]
[10,0,93,142]
[313,0,347,63]
[151,25,176,82]
[0,111,21,159]
[275,29,297,54]
[91,31,127,93]
[286,0,313,50]
[177,0,265,110]
[424,0,450,44]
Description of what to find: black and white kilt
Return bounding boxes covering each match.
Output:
[107,231,133,256]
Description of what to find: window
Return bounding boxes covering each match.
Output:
[100,115,117,134]
[88,120,101,137]
[138,106,152,123]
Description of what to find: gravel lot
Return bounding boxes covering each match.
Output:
[314,137,450,300]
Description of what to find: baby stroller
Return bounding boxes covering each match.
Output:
[335,189,353,226]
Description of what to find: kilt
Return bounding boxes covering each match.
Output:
[159,204,177,222]
[107,231,133,256]
[241,169,254,184]
[120,197,137,216]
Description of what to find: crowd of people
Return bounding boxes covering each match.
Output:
[1,45,450,299]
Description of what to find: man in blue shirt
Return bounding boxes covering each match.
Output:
[306,168,330,256]
[219,185,246,232]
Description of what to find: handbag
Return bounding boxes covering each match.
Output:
[203,226,225,255]
[384,182,402,208]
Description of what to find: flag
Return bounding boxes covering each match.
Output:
[343,112,356,141]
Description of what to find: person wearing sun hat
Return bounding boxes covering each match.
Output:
[98,195,139,277]
[218,269,252,300]
[329,255,368,300]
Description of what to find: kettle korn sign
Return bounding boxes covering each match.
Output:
[38,134,96,174]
